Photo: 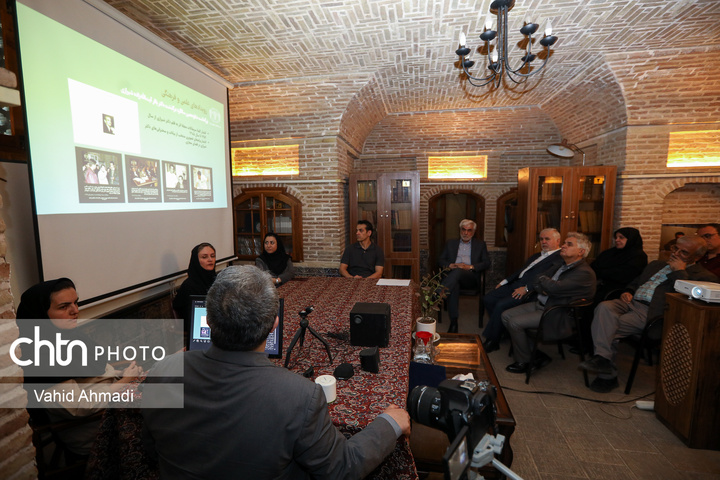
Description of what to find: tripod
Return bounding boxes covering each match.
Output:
[284,306,333,368]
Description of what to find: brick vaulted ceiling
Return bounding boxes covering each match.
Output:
[102,0,720,116]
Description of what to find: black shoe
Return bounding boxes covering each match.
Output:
[589,376,619,393]
[505,362,530,374]
[532,350,552,371]
[482,339,500,353]
[579,355,614,375]
[447,320,458,333]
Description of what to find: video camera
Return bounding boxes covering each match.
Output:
[408,378,497,480]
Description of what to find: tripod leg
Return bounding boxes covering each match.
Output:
[284,327,305,368]
[307,325,334,363]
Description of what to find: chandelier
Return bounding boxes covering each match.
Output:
[455,0,558,88]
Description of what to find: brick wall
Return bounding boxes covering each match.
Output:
[662,184,720,225]
[0,195,36,479]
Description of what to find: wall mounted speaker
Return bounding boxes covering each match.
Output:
[350,302,391,347]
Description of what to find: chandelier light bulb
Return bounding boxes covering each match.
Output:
[491,50,499,62]
[525,13,532,25]
[545,20,553,36]
[485,13,493,30]
[459,31,467,46]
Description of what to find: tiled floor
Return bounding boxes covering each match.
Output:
[430,297,720,480]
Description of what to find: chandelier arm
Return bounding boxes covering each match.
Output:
[460,56,498,86]
[462,61,499,87]
[505,49,551,79]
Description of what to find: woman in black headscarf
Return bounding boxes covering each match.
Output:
[255,233,295,286]
[17,278,142,457]
[173,242,217,332]
[591,227,648,303]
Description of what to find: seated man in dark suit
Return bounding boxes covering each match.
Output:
[580,235,718,393]
[142,266,410,479]
[481,228,563,353]
[502,232,596,374]
[438,219,490,333]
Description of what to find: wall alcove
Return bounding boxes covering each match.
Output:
[427,190,485,271]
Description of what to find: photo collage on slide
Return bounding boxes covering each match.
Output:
[77,146,213,204]
[72,80,215,205]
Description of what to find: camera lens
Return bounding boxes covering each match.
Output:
[408,385,441,427]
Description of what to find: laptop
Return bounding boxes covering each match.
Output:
[188,295,284,359]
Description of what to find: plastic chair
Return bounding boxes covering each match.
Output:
[524,299,594,386]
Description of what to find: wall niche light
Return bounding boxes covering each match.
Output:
[667,130,720,168]
[232,144,300,176]
[428,155,487,180]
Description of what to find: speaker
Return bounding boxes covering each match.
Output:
[360,347,380,373]
[350,302,391,347]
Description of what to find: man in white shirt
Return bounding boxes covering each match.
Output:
[438,219,490,333]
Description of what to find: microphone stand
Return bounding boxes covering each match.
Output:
[284,306,333,368]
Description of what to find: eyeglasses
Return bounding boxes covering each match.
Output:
[699,233,718,240]
[670,244,692,258]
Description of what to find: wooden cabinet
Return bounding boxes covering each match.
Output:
[655,293,720,450]
[349,172,419,282]
[506,166,616,273]
[233,187,303,262]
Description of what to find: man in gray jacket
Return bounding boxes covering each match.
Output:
[502,232,596,375]
[142,265,410,479]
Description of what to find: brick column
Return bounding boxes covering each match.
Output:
[0,193,37,479]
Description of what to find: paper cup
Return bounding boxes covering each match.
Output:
[315,375,337,403]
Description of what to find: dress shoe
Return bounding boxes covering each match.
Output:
[589,376,619,393]
[579,355,614,375]
[531,350,552,371]
[447,320,458,333]
[482,339,500,353]
[505,362,530,374]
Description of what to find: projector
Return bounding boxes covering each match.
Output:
[674,280,720,303]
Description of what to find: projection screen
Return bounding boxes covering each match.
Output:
[16,0,234,305]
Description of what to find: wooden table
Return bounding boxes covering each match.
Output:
[409,333,516,478]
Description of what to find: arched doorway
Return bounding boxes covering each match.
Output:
[428,190,485,270]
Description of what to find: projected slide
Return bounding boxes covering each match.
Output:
[19,3,227,215]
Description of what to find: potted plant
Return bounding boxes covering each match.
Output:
[416,268,449,322]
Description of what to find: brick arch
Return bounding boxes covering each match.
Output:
[419,183,513,248]
[232,182,306,203]
[616,175,720,259]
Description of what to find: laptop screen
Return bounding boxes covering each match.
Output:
[188,296,284,359]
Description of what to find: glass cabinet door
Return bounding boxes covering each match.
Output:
[576,173,606,259]
[389,177,414,253]
[235,196,262,256]
[356,179,378,237]
[265,196,294,256]
[534,175,564,252]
